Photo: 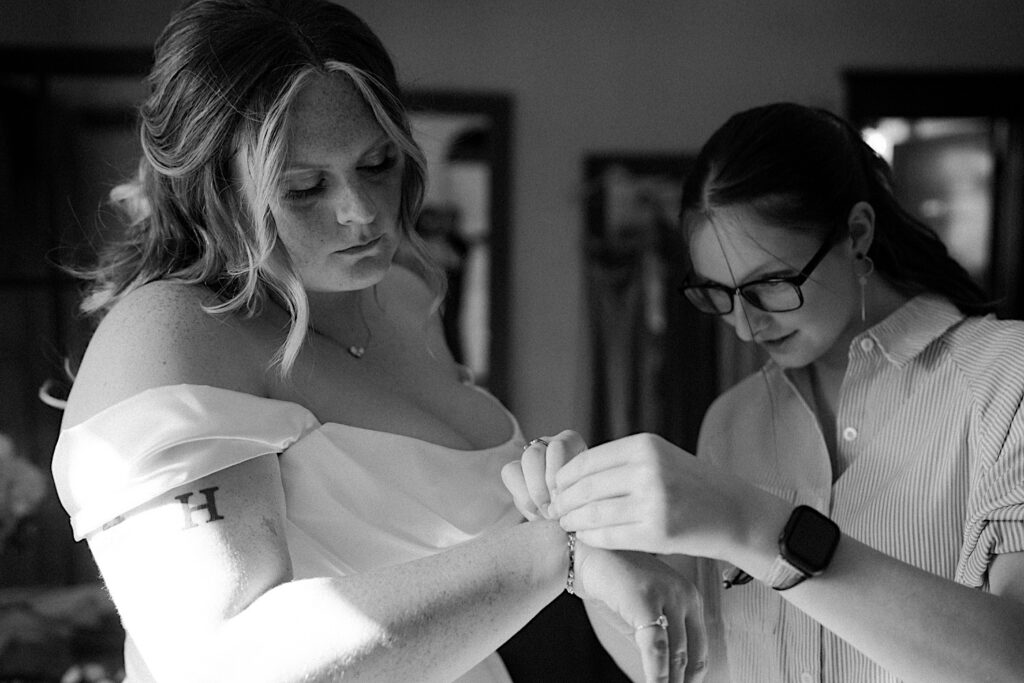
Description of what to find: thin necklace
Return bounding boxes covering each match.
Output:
[311,323,371,359]
[309,298,372,360]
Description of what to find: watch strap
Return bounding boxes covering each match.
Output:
[763,553,809,591]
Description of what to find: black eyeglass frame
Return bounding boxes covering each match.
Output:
[682,229,842,315]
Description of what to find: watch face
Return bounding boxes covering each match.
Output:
[783,505,840,574]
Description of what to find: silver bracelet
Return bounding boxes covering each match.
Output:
[566,531,576,594]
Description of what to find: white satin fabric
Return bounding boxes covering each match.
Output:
[52,383,525,682]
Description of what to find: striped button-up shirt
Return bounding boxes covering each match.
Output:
[694,294,1024,683]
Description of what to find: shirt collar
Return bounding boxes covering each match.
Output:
[862,294,965,366]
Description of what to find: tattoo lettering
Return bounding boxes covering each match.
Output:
[175,487,225,529]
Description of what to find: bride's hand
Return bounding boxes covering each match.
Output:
[501,430,587,520]
[573,542,708,683]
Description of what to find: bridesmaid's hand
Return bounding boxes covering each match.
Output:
[550,432,779,561]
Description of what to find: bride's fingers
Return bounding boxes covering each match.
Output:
[521,438,553,513]
[545,430,586,495]
[669,619,687,683]
[682,593,708,683]
[639,598,705,683]
[500,461,538,520]
[633,613,671,683]
[546,430,588,459]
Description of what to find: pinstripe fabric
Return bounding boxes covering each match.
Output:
[694,295,1024,683]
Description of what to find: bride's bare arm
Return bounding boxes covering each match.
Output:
[88,453,569,682]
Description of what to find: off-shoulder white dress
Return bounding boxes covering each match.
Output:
[52,383,525,682]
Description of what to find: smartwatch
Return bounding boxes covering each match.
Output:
[764,505,841,591]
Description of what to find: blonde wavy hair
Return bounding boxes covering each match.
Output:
[79,0,440,374]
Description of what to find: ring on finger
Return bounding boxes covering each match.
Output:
[523,437,549,451]
[634,614,669,633]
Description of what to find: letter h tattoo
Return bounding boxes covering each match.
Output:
[175,487,225,529]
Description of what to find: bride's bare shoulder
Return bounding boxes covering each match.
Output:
[64,281,271,425]
[379,263,440,320]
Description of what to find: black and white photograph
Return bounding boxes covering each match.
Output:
[2,2,1024,681]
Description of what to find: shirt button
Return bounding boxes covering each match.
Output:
[800,674,815,683]
[842,427,858,442]
[860,337,875,352]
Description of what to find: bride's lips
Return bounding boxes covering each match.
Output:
[338,235,383,254]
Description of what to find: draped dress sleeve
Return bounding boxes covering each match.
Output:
[51,384,319,541]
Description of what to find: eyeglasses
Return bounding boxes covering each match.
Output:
[682,232,838,315]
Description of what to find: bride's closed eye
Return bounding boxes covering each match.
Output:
[283,178,328,201]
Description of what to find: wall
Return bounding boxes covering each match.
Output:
[4,0,1024,439]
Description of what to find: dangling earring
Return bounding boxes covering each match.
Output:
[856,253,875,323]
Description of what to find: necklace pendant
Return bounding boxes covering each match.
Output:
[347,345,366,359]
